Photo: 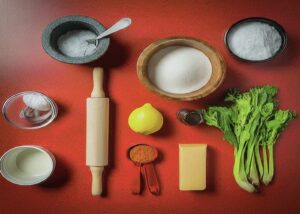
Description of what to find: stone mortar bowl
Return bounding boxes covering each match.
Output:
[42,16,110,64]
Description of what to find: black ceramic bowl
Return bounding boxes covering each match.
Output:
[42,16,110,64]
[224,17,287,62]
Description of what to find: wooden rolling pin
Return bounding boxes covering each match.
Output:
[86,67,109,196]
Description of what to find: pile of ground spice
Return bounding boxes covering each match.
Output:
[129,145,156,163]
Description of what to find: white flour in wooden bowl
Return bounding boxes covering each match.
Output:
[147,46,212,94]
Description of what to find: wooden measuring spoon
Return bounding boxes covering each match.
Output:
[127,144,160,195]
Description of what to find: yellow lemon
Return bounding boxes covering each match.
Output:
[128,103,163,135]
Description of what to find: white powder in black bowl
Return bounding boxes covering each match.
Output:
[57,30,97,58]
[227,22,283,61]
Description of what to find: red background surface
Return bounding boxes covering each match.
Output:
[0,0,300,213]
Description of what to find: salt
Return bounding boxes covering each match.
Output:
[227,22,282,60]
[148,46,212,94]
[57,30,97,57]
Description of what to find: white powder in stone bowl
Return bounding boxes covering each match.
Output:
[57,30,97,58]
[148,46,212,94]
[227,22,282,61]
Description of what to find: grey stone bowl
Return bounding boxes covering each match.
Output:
[42,16,110,64]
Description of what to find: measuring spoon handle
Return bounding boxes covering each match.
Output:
[143,163,160,195]
[131,165,142,194]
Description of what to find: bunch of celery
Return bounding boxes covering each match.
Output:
[203,86,295,192]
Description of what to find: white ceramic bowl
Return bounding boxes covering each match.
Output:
[0,146,55,185]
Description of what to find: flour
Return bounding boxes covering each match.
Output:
[148,46,212,94]
[227,22,282,60]
[57,30,97,57]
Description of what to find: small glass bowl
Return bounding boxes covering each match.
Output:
[2,91,58,129]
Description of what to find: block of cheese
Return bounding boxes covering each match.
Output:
[179,144,207,191]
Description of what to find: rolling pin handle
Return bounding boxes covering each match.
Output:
[91,67,105,98]
[90,166,104,196]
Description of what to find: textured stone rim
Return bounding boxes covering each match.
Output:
[42,15,110,64]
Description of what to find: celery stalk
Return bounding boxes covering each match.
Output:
[203,86,296,193]
[262,144,269,185]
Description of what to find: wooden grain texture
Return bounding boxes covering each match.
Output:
[91,67,105,98]
[90,166,104,195]
[137,37,226,101]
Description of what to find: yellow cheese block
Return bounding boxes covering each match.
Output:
[179,144,207,191]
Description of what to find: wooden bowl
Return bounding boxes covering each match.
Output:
[137,37,226,101]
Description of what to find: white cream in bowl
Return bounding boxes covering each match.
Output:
[0,146,55,185]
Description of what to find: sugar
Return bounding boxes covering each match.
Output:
[228,22,282,60]
[57,30,97,58]
[148,46,212,94]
